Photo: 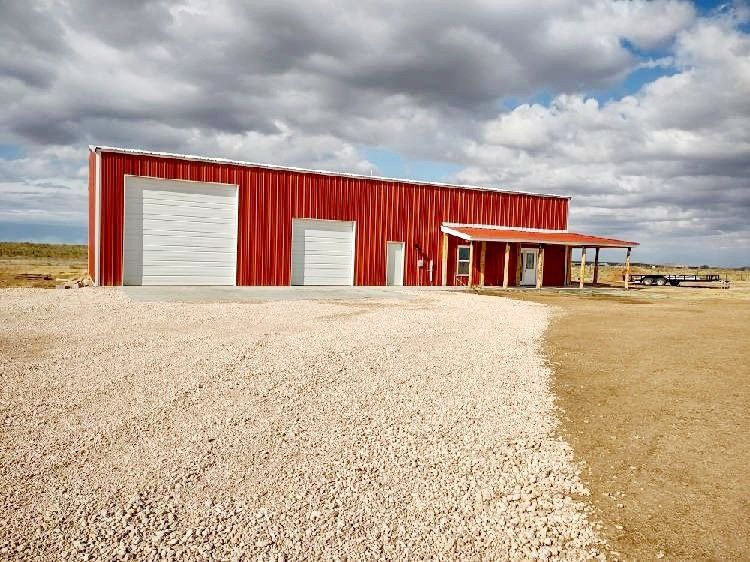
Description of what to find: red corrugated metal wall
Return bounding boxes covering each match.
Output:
[483,242,504,286]
[542,245,566,286]
[95,151,569,286]
[445,240,565,287]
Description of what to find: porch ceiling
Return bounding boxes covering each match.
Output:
[441,224,638,248]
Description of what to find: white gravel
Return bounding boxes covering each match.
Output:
[0,288,602,560]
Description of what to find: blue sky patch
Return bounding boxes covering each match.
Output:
[588,64,679,103]
[361,147,461,183]
[0,144,24,160]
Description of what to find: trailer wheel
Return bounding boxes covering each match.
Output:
[669,280,680,287]
[642,277,654,286]
[655,277,667,286]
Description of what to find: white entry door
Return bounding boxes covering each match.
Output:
[386,242,405,286]
[291,219,356,285]
[520,249,538,286]
[123,176,238,286]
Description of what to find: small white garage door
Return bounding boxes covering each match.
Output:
[123,176,238,286]
[291,219,355,286]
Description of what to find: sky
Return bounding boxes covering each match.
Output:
[0,0,748,267]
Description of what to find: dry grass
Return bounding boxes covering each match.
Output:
[0,242,87,288]
[0,242,87,260]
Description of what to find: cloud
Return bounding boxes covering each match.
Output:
[456,15,750,265]
[0,146,88,226]
[0,0,747,265]
[1,0,697,152]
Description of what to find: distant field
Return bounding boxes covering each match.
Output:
[0,242,87,260]
[574,264,749,284]
[0,242,87,288]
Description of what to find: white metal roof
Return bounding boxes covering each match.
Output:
[89,145,571,200]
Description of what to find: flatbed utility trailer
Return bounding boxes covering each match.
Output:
[626,273,723,286]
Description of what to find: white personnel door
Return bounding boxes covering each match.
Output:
[386,242,405,286]
[123,176,238,286]
[520,249,538,286]
[291,219,355,285]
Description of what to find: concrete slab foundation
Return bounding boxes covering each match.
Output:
[121,285,466,303]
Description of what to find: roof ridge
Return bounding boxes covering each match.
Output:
[89,145,571,200]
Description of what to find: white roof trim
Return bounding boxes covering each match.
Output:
[440,225,472,240]
[442,223,569,233]
[455,238,631,247]
[89,145,571,200]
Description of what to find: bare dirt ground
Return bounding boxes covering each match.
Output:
[502,284,750,560]
[0,288,601,561]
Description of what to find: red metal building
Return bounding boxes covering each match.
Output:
[88,146,637,287]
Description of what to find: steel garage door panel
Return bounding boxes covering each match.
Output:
[291,219,355,285]
[123,177,238,285]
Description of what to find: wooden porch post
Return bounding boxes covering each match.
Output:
[479,241,486,287]
[536,245,545,289]
[502,242,510,288]
[467,242,474,287]
[579,247,587,289]
[441,233,448,286]
[515,244,522,286]
[624,247,632,290]
[593,247,600,284]
[566,246,573,286]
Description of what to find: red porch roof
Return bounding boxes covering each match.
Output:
[442,225,638,248]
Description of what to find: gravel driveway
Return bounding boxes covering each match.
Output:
[0,289,601,560]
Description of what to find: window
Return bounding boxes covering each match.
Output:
[525,251,535,270]
[457,245,471,276]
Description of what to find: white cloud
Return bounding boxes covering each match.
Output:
[455,15,750,265]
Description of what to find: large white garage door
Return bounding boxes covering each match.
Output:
[123,176,238,286]
[291,219,355,286]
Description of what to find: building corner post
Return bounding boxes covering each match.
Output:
[94,148,101,286]
[579,247,587,289]
[593,247,600,284]
[536,244,545,289]
[467,242,474,287]
[624,247,632,290]
[479,241,486,288]
[502,242,510,288]
[441,233,449,287]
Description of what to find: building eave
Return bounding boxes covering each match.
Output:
[441,223,639,248]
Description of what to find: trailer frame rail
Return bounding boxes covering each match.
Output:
[625,273,725,287]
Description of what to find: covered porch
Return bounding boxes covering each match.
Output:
[440,224,639,289]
